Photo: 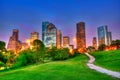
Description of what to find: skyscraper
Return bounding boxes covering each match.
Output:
[57,30,62,49]
[42,21,49,42]
[92,37,97,49]
[63,36,70,48]
[7,29,22,53]
[30,32,39,43]
[42,22,57,47]
[12,29,19,41]
[76,22,86,50]
[97,25,108,46]
[108,32,112,45]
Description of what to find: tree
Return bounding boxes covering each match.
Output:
[6,51,16,67]
[0,41,7,64]
[98,44,106,51]
[0,61,5,68]
[87,46,95,52]
[32,39,45,64]
[0,52,5,63]
[48,47,69,60]
[0,41,6,50]
[0,40,6,53]
[12,52,28,68]
[60,48,69,60]
[47,46,57,60]
[111,40,120,49]
[12,49,38,68]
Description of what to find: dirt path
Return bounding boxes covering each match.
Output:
[85,52,120,79]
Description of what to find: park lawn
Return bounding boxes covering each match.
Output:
[0,54,119,80]
[91,50,120,72]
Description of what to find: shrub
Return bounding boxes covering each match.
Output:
[12,52,28,68]
[98,44,106,51]
[48,48,70,60]
[0,61,5,67]
[12,49,38,68]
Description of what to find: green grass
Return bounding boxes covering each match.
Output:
[91,50,120,72]
[0,54,119,80]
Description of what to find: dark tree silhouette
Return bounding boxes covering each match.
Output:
[32,39,45,64]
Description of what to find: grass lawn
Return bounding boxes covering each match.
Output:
[91,50,120,72]
[0,54,119,80]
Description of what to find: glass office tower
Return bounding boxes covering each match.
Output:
[98,25,108,46]
[42,22,57,47]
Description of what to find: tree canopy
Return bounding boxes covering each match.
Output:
[0,41,6,51]
[32,39,45,63]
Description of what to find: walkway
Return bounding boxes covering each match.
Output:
[85,52,120,79]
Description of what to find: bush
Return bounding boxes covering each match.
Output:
[69,49,80,58]
[98,44,106,51]
[48,48,70,60]
[12,49,38,68]
[12,52,28,68]
[0,61,5,67]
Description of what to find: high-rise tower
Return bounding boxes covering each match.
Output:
[63,36,70,48]
[7,29,21,53]
[97,25,108,46]
[30,32,39,43]
[92,37,97,49]
[108,32,112,45]
[42,22,57,47]
[57,30,62,49]
[76,22,86,51]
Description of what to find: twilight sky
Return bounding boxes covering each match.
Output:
[0,0,120,48]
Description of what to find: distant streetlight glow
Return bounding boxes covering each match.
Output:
[69,49,74,54]
[26,39,31,46]
[73,38,76,42]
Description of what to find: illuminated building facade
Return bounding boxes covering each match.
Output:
[69,45,74,54]
[57,30,62,49]
[30,32,39,43]
[21,42,29,50]
[63,36,70,48]
[76,22,86,51]
[42,22,57,47]
[69,45,74,49]
[108,32,112,45]
[97,25,108,46]
[92,37,97,49]
[7,29,22,53]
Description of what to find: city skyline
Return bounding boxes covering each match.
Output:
[0,0,120,47]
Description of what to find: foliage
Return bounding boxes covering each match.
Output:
[32,39,45,63]
[46,47,57,59]
[47,47,70,60]
[111,40,120,49]
[5,51,16,67]
[0,52,5,63]
[0,55,118,80]
[54,48,69,60]
[32,39,45,51]
[12,49,36,68]
[0,41,7,64]
[70,49,81,57]
[86,46,95,52]
[12,52,28,68]
[0,40,6,51]
[98,44,106,51]
[0,61,5,67]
